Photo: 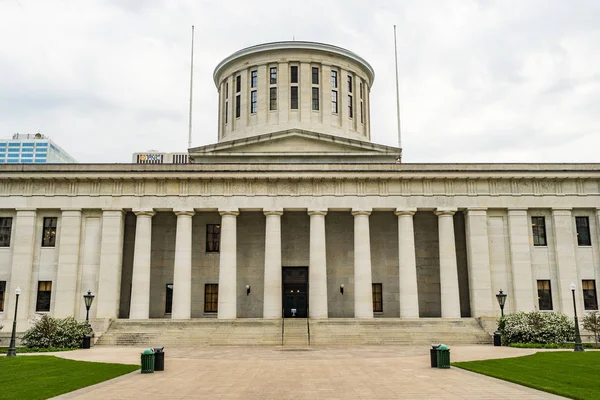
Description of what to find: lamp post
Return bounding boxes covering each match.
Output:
[493,289,507,347]
[570,282,584,352]
[7,287,21,358]
[83,290,95,330]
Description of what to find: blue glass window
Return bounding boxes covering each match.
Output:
[21,154,33,158]
[35,148,48,153]
[8,153,19,158]
[8,148,20,152]
[34,159,46,163]
[36,143,48,147]
[21,159,33,163]
[21,147,33,152]
[8,159,19,163]
[0,143,6,147]
[22,142,34,147]
[8,143,20,147]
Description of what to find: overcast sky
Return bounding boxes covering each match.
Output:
[1,0,599,163]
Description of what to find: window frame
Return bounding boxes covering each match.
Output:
[311,87,319,111]
[312,67,319,85]
[0,217,12,247]
[583,280,598,310]
[331,90,338,113]
[42,217,58,247]
[269,87,277,111]
[290,86,299,110]
[537,280,553,310]
[250,90,257,114]
[250,70,258,88]
[206,224,220,253]
[0,281,5,312]
[165,284,173,314]
[270,67,277,84]
[290,66,298,84]
[348,75,353,93]
[235,95,241,119]
[331,70,338,88]
[235,75,241,93]
[531,216,547,246]
[204,283,218,313]
[36,281,52,312]
[372,283,383,312]
[576,216,591,246]
[348,95,353,118]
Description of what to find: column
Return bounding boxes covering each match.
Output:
[6,209,36,326]
[129,209,155,319]
[96,210,125,319]
[552,208,580,317]
[218,210,239,319]
[464,208,494,317]
[395,208,419,318]
[53,209,83,317]
[352,209,373,319]
[172,210,195,319]
[435,208,461,318]
[507,208,535,312]
[263,210,283,319]
[308,210,328,319]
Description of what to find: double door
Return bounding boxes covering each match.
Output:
[282,267,308,318]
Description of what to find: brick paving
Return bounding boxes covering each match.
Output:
[52,345,567,399]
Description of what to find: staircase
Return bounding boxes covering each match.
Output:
[96,318,491,347]
[282,318,309,346]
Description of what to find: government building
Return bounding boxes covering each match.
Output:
[0,42,598,344]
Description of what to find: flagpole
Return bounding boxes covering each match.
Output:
[393,25,402,155]
[188,25,195,149]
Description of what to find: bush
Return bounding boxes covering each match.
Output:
[499,311,575,345]
[583,311,600,345]
[22,315,91,348]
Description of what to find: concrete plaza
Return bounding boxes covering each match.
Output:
[52,345,567,399]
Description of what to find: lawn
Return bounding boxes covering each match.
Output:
[453,351,600,400]
[0,355,139,400]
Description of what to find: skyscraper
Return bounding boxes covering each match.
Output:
[0,133,77,164]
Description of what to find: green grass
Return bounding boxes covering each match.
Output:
[0,356,139,400]
[453,351,600,400]
[0,347,78,353]
[508,343,599,349]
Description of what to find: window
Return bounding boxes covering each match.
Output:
[225,101,228,123]
[0,281,5,312]
[250,70,257,88]
[332,90,338,113]
[42,217,57,247]
[206,224,220,252]
[576,217,591,246]
[348,95,353,118]
[372,283,382,312]
[290,66,298,83]
[204,284,218,313]
[235,75,241,93]
[532,216,547,246]
[225,82,229,99]
[0,217,12,247]
[348,75,353,93]
[537,280,553,310]
[165,284,173,314]
[36,281,52,312]
[269,87,277,111]
[312,67,319,85]
[270,67,277,84]
[235,95,241,118]
[250,90,257,114]
[331,70,338,88]
[290,86,299,110]
[583,280,598,310]
[360,82,363,99]
[360,102,364,124]
[312,87,319,111]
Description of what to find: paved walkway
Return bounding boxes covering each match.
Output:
[52,345,567,399]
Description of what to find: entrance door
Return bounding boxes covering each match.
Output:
[282,267,308,318]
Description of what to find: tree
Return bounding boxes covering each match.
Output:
[583,311,600,346]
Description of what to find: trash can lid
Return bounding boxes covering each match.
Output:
[438,344,449,350]
[431,344,441,349]
[153,347,164,352]
[142,349,154,355]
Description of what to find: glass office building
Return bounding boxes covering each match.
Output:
[0,133,77,164]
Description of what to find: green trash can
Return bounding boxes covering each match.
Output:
[141,348,155,374]
[436,344,450,369]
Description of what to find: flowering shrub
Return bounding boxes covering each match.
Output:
[499,311,575,345]
[582,311,600,345]
[22,315,91,348]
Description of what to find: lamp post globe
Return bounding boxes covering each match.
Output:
[570,282,584,352]
[7,287,22,358]
[496,289,507,318]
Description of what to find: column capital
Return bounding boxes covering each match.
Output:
[264,209,283,216]
[133,209,155,217]
[174,209,195,217]
[308,209,327,216]
[219,209,240,217]
[351,209,371,217]
[395,208,416,216]
[434,208,457,217]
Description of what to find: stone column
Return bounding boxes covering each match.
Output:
[96,210,125,319]
[53,209,83,318]
[6,209,36,326]
[552,208,580,316]
[172,210,195,319]
[263,210,283,319]
[352,209,373,319]
[395,208,419,318]
[308,210,328,319]
[464,208,494,317]
[507,208,535,312]
[129,210,155,319]
[435,208,461,318]
[218,210,239,319]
